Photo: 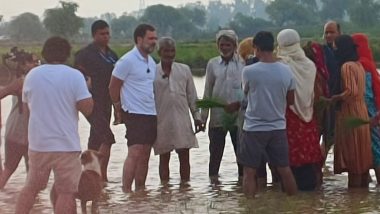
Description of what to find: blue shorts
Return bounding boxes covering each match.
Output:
[238,130,289,168]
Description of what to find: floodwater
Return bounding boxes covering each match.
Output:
[1,76,380,213]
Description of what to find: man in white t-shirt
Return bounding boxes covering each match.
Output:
[15,37,93,213]
[109,24,157,192]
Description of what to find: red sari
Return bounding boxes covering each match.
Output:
[286,108,322,167]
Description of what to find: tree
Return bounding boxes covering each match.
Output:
[233,0,254,16]
[178,7,206,28]
[43,1,83,38]
[320,0,348,21]
[8,12,46,41]
[266,0,317,26]
[206,1,233,30]
[140,4,198,39]
[252,0,269,19]
[229,13,273,38]
[79,17,98,41]
[100,13,117,24]
[348,0,380,27]
[111,15,138,40]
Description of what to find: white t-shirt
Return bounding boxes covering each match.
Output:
[22,64,92,152]
[112,46,157,115]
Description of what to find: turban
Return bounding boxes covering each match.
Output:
[216,29,238,46]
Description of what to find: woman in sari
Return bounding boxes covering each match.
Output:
[332,35,372,188]
[352,33,380,185]
[277,29,323,191]
[303,42,331,163]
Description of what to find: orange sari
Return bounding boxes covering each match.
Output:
[334,61,372,174]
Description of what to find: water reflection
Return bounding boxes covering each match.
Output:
[0,76,380,213]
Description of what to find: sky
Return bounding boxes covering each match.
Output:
[0,0,233,21]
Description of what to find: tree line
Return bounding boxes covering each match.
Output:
[1,0,380,43]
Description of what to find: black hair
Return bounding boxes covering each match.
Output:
[334,34,358,66]
[91,20,109,36]
[133,24,155,44]
[336,23,341,34]
[3,47,34,65]
[252,31,274,52]
[42,36,71,63]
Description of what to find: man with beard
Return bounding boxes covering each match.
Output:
[201,29,244,183]
[109,24,157,192]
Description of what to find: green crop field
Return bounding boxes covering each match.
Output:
[0,41,219,77]
[2,38,380,77]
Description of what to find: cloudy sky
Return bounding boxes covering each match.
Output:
[0,0,232,21]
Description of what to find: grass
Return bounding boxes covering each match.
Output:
[2,37,380,76]
[0,42,218,77]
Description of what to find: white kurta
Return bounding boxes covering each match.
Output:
[153,62,201,155]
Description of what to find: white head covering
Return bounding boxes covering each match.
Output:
[216,29,238,47]
[277,29,300,47]
[277,29,316,122]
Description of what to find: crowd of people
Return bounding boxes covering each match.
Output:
[0,19,379,212]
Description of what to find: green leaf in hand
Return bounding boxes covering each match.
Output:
[196,97,226,109]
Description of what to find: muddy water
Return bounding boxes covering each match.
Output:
[1,76,380,213]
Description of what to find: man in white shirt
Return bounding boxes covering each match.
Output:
[201,29,244,182]
[15,37,93,213]
[109,24,157,192]
[153,37,203,183]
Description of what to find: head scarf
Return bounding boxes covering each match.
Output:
[277,29,316,122]
[238,37,254,62]
[303,41,330,97]
[352,33,380,109]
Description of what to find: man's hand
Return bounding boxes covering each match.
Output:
[9,78,24,96]
[224,101,241,113]
[194,119,205,134]
[113,101,123,125]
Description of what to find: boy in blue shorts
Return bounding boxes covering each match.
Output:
[239,31,297,197]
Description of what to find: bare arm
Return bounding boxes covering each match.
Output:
[185,68,204,132]
[0,78,23,99]
[77,97,94,117]
[109,76,124,124]
[109,76,123,104]
[287,90,295,106]
[186,68,201,120]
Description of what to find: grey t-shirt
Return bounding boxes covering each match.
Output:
[242,61,296,131]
